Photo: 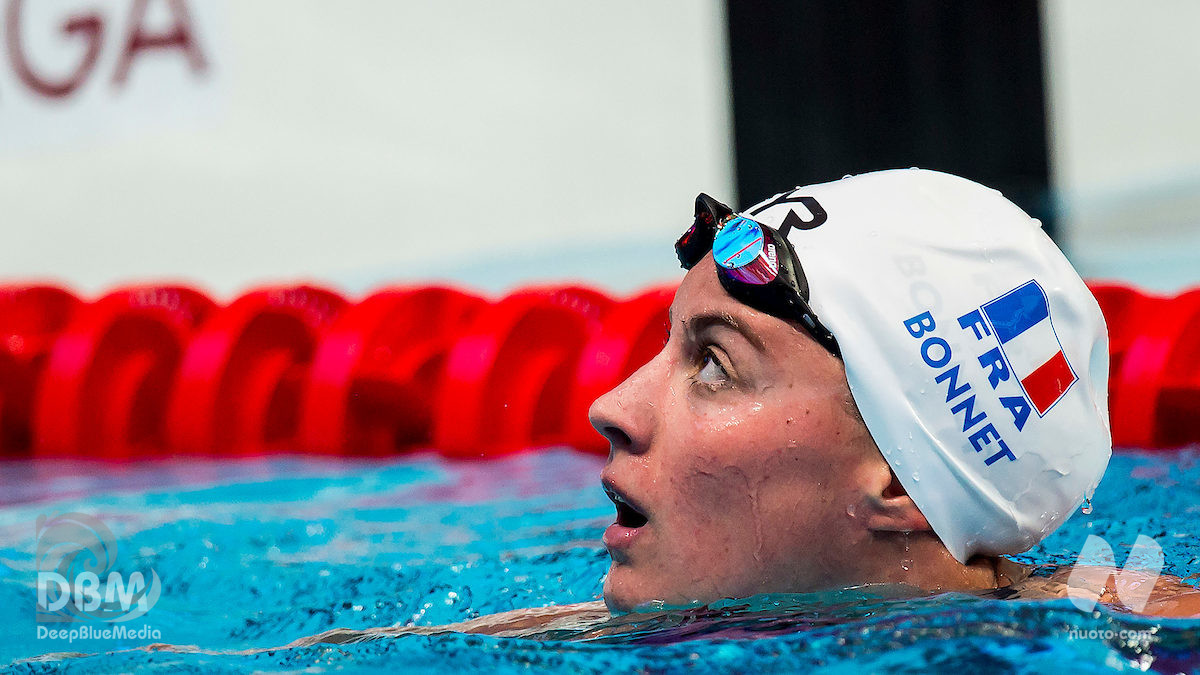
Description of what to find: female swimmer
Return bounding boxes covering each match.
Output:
[146,170,1200,655]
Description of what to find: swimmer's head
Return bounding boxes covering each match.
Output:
[589,169,1111,612]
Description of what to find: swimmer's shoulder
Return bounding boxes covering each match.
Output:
[389,600,611,638]
[109,602,612,657]
[277,601,610,648]
[990,561,1200,618]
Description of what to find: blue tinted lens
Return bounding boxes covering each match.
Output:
[712,216,779,285]
[712,217,764,269]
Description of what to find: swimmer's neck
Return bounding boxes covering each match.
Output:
[864,531,1024,593]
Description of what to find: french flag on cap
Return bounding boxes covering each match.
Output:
[982,280,1077,415]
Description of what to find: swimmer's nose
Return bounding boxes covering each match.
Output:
[589,394,636,454]
[588,370,653,456]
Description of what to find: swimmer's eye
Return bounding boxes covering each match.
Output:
[696,347,730,386]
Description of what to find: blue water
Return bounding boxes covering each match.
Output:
[1,449,1199,673]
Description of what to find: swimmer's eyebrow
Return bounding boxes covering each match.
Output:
[678,311,767,353]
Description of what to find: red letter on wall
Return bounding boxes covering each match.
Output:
[5,0,104,99]
[111,0,207,87]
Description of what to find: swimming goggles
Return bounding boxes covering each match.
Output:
[675,193,842,357]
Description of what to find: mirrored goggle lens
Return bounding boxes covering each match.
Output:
[713,216,779,285]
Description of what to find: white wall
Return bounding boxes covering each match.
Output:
[1042,0,1200,291]
[12,1,1192,298]
[0,1,733,298]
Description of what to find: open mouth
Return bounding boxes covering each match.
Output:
[605,483,649,528]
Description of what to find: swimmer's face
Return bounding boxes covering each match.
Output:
[589,255,888,612]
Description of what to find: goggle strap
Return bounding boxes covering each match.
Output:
[677,193,734,270]
[695,193,733,226]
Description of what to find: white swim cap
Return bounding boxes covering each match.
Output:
[741,168,1111,563]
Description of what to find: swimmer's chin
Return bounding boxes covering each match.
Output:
[602,566,705,615]
[603,578,935,618]
[603,590,681,615]
[602,565,649,614]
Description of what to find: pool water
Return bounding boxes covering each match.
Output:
[1,448,1199,673]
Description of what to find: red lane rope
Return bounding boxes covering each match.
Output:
[0,280,1195,458]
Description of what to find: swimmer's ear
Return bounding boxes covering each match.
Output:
[862,470,933,533]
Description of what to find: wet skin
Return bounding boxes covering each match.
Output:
[123,258,1200,658]
[585,257,1200,617]
[589,255,920,613]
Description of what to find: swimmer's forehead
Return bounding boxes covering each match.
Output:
[667,307,767,354]
[668,259,807,355]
